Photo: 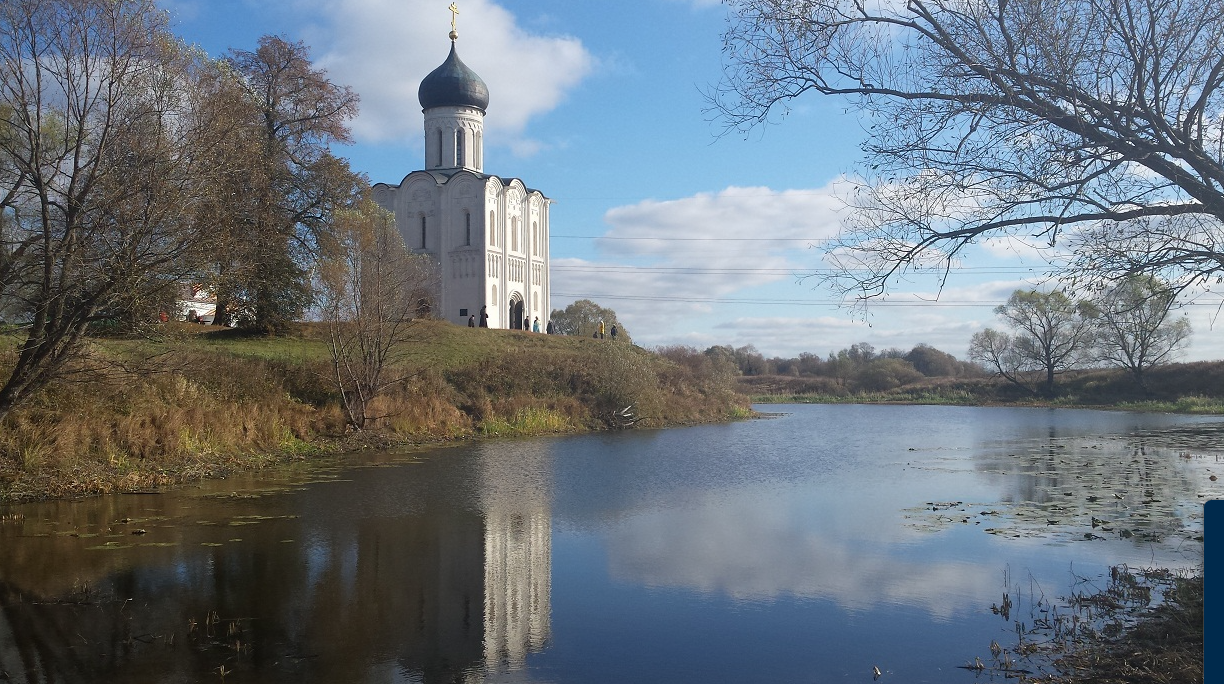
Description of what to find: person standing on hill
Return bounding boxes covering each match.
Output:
[532,317,540,333]
[610,324,618,341]
[468,314,475,327]
[598,320,605,339]
[479,305,489,328]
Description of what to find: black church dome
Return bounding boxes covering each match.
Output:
[418,43,489,111]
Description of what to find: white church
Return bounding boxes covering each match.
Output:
[373,16,551,331]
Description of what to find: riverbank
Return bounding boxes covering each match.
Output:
[741,361,1224,413]
[1030,569,1203,684]
[0,322,748,503]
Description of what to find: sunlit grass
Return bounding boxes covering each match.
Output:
[479,407,575,436]
[1116,396,1224,414]
[1,321,748,502]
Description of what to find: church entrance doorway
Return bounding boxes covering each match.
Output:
[509,294,525,330]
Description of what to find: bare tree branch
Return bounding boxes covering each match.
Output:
[710,0,1224,299]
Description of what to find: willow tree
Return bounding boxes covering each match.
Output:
[711,0,1224,297]
[1092,275,1191,387]
[969,289,1097,395]
[0,0,243,423]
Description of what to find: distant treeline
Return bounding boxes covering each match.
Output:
[663,342,984,393]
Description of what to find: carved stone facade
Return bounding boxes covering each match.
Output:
[373,37,550,330]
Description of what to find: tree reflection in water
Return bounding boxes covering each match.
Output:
[0,443,553,684]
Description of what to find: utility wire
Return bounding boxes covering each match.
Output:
[552,235,826,241]
[552,292,1224,308]
[552,265,1040,275]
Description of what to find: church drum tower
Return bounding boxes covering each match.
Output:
[372,13,551,331]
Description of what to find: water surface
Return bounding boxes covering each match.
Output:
[1,405,1220,683]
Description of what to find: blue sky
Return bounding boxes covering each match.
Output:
[161,0,1222,361]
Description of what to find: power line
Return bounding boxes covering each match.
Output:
[552,235,826,242]
[552,292,1224,308]
[553,265,1039,275]
[551,292,999,306]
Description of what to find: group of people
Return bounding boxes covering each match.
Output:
[594,320,618,340]
[467,305,490,328]
[464,307,617,340]
[466,305,552,333]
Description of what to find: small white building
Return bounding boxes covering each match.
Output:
[177,284,216,323]
[372,27,551,331]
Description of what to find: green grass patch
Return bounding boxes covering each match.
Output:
[1116,396,1224,414]
[479,407,574,436]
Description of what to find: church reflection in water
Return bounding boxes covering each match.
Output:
[483,504,551,670]
[0,444,554,683]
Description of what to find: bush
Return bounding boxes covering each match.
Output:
[856,358,925,391]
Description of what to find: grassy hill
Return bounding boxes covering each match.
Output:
[0,322,748,502]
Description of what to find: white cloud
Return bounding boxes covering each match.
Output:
[548,183,1054,358]
[605,488,994,614]
[551,183,850,337]
[302,0,594,150]
[550,181,1224,362]
[710,313,985,358]
[601,184,846,254]
[1171,286,1224,361]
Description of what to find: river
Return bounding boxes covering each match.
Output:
[1,404,1220,683]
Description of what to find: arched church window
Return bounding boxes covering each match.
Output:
[511,217,518,252]
[533,292,538,310]
[532,221,538,254]
[436,130,443,167]
[489,210,495,246]
[492,284,497,303]
[465,212,471,246]
[420,215,427,249]
[456,129,465,167]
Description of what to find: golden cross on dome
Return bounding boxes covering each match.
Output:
[448,3,460,34]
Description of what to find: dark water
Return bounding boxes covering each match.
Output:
[1,405,1221,683]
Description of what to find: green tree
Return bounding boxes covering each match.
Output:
[711,0,1224,298]
[1091,276,1191,388]
[549,299,630,340]
[732,344,768,375]
[969,290,1096,395]
[796,351,825,376]
[855,358,924,392]
[904,344,960,378]
[967,329,1028,391]
[222,36,362,333]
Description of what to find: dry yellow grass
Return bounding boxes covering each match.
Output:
[0,322,748,502]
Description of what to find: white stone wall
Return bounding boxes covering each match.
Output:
[424,105,485,172]
[370,79,550,330]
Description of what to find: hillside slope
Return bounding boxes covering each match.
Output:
[0,322,747,502]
